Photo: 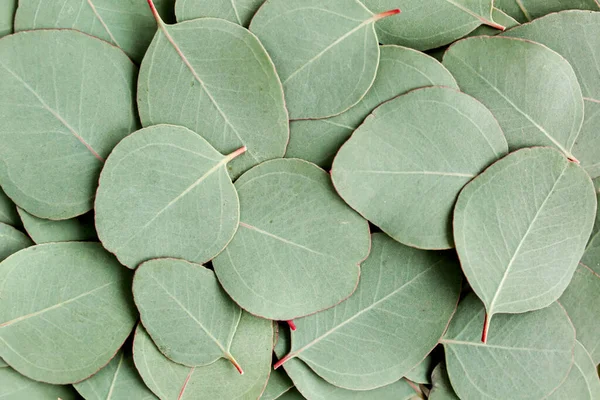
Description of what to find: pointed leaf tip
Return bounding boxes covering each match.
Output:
[373,9,401,22]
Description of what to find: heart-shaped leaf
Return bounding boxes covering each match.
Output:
[17,208,96,244]
[429,363,459,400]
[0,0,15,37]
[0,366,78,399]
[441,294,575,400]
[286,45,458,168]
[332,87,508,249]
[175,0,263,26]
[0,242,137,384]
[0,188,20,228]
[95,125,243,269]
[213,158,370,321]
[0,223,32,262]
[443,36,584,161]
[261,368,294,400]
[249,0,399,119]
[133,258,243,371]
[275,233,462,390]
[494,0,599,23]
[547,341,600,400]
[138,1,288,178]
[454,147,596,341]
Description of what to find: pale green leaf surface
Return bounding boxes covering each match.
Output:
[547,341,600,400]
[0,242,137,384]
[249,0,381,119]
[95,125,240,269]
[277,233,462,390]
[0,0,15,37]
[362,0,500,50]
[0,357,6,368]
[285,45,458,168]
[593,178,600,240]
[582,231,600,276]
[0,29,138,220]
[0,366,78,400]
[332,87,508,249]
[260,368,294,400]
[467,7,519,37]
[494,0,599,23]
[175,0,263,26]
[133,258,242,367]
[17,207,96,244]
[454,147,596,329]
[404,355,433,385]
[213,158,370,320]
[0,187,20,228]
[443,36,584,160]
[133,314,273,400]
[0,223,32,262]
[278,389,306,400]
[138,10,288,178]
[441,294,575,400]
[429,363,459,400]
[74,350,157,400]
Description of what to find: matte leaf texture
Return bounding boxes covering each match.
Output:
[133,258,243,370]
[275,233,462,390]
[0,357,6,368]
[593,178,600,240]
[582,229,600,275]
[0,242,137,384]
[429,363,459,400]
[503,11,600,177]
[404,355,433,385]
[467,7,520,37]
[14,0,176,63]
[547,341,600,400]
[74,349,157,400]
[454,147,596,341]
[332,87,508,249]
[0,0,15,37]
[0,29,138,220]
[0,222,33,262]
[441,294,576,400]
[285,45,459,168]
[361,0,503,51]
[0,187,20,227]
[0,366,78,400]
[17,207,97,244]
[133,313,273,400]
[138,1,288,178]
[213,158,370,321]
[443,36,585,161]
[278,389,306,400]
[260,368,294,400]
[95,124,242,269]
[249,0,398,120]
[175,0,264,27]
[494,0,599,22]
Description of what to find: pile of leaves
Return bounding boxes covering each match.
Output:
[0,0,599,399]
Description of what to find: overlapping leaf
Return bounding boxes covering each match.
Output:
[429,363,459,400]
[261,368,294,400]
[547,341,600,400]
[175,0,263,26]
[0,188,19,228]
[0,0,15,37]
[17,208,96,244]
[404,355,433,385]
[0,367,78,400]
[495,0,599,22]
[0,223,32,262]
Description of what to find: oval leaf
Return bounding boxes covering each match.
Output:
[95,125,242,269]
[494,0,599,23]
[332,86,508,249]
[17,208,96,244]
[175,0,263,26]
[0,367,77,400]
[547,341,600,400]
[0,223,32,262]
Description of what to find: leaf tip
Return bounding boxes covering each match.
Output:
[372,9,401,22]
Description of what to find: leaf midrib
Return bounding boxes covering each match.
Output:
[86,0,121,48]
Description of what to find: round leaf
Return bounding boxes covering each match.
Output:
[441,294,576,400]
[332,87,508,249]
[548,341,600,400]
[286,45,458,168]
[0,223,32,262]
[494,0,599,23]
[275,233,462,390]
[138,3,289,178]
[0,367,77,400]
[213,158,370,321]
[454,147,596,338]
[0,29,138,220]
[443,36,584,160]
[95,125,241,269]
[175,0,263,26]
[17,207,96,244]
[0,0,15,37]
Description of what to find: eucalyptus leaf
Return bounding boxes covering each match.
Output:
[133,258,243,370]
[332,87,508,249]
[0,0,15,37]
[0,223,33,262]
[592,178,600,240]
[278,389,306,400]
[362,0,503,51]
[0,366,78,400]
[0,242,137,384]
[582,230,600,276]
[213,158,370,321]
[0,357,7,367]
[429,363,459,400]
[261,368,294,400]
[138,2,288,178]
[275,233,462,390]
[467,7,519,37]
[494,0,599,22]
[0,29,138,220]
[404,355,433,385]
[548,341,600,400]
[441,294,575,400]
[95,124,242,269]
[17,207,96,244]
[0,187,20,228]
[249,0,398,119]
[74,350,157,400]
[133,313,273,400]
[443,36,584,160]
[175,0,263,26]
[285,45,458,168]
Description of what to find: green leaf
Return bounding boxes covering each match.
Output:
[133,313,273,400]
[95,125,242,269]
[548,341,600,400]
[74,350,157,400]
[0,358,6,368]
[0,0,15,37]
[0,242,137,384]
[249,0,398,119]
[0,366,78,400]
[17,208,96,244]
[582,230,600,276]
[467,7,519,37]
[441,294,575,400]
[362,0,502,51]
[213,158,370,321]
[278,389,306,400]
[454,147,596,340]
[0,29,138,220]
[138,1,288,178]
[175,0,263,27]
[0,188,20,228]
[443,36,584,160]
[494,0,599,23]
[429,363,459,400]
[593,178,600,240]
[286,45,458,168]
[260,368,294,400]
[404,355,434,385]
[0,223,32,262]
[275,233,462,390]
[332,87,508,249]
[133,258,243,370]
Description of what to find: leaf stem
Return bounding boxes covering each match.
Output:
[372,9,401,22]
[286,320,296,331]
[226,146,247,162]
[146,0,162,24]
[226,353,244,375]
[273,353,293,369]
[481,312,491,343]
